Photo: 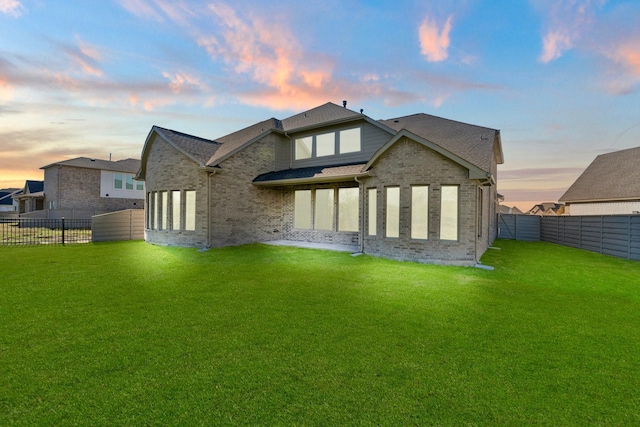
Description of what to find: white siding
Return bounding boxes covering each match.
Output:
[568,201,640,215]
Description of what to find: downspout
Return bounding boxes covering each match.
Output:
[354,176,364,254]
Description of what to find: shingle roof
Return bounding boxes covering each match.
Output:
[26,180,44,194]
[253,163,367,185]
[281,102,362,132]
[378,114,499,173]
[0,190,16,205]
[40,157,141,173]
[208,118,281,166]
[154,127,219,165]
[559,146,640,203]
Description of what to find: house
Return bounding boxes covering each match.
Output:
[559,146,640,215]
[499,205,523,215]
[36,157,145,218]
[137,102,504,266]
[13,180,44,214]
[526,202,564,216]
[0,188,20,212]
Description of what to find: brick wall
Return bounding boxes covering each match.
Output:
[360,137,481,265]
[144,134,210,247]
[208,134,284,247]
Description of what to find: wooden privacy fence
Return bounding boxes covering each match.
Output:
[499,214,640,261]
[92,209,145,242]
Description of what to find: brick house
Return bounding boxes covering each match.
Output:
[137,102,504,265]
[13,180,44,214]
[38,157,145,218]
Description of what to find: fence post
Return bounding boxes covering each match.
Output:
[62,217,65,246]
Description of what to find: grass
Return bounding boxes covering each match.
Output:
[1,240,640,425]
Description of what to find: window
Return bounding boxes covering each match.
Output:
[367,188,377,236]
[339,128,361,154]
[172,191,181,231]
[314,189,334,231]
[316,132,335,157]
[160,191,168,230]
[386,187,400,238]
[295,137,313,160]
[114,173,123,189]
[147,192,153,229]
[477,187,483,238]
[125,175,134,190]
[136,181,144,191]
[338,188,359,232]
[440,185,458,240]
[153,192,159,230]
[185,191,196,231]
[294,190,311,229]
[411,186,429,239]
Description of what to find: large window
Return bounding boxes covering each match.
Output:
[316,132,335,157]
[411,186,429,239]
[339,128,361,154]
[295,137,313,160]
[185,190,196,231]
[338,188,359,232]
[294,190,312,229]
[160,191,168,230]
[294,127,361,161]
[147,192,153,229]
[125,175,134,190]
[367,188,377,236]
[172,190,181,231]
[153,192,159,230]
[386,187,400,238]
[314,189,334,231]
[440,185,458,240]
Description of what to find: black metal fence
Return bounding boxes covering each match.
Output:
[0,218,92,246]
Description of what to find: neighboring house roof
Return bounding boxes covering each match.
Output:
[0,190,19,206]
[253,163,368,186]
[379,113,502,173]
[40,157,141,173]
[25,180,44,194]
[559,146,640,203]
[499,205,523,214]
[527,203,564,215]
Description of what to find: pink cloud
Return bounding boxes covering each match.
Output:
[537,0,605,63]
[418,15,453,62]
[162,71,208,94]
[0,0,22,16]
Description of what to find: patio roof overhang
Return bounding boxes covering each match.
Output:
[253,163,369,187]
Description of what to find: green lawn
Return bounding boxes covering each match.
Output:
[1,240,639,425]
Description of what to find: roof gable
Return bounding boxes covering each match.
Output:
[207,118,281,166]
[137,126,220,179]
[378,113,501,173]
[364,129,491,180]
[559,146,640,203]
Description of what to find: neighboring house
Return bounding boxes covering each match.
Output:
[14,180,44,214]
[38,157,144,217]
[559,146,640,215]
[137,102,504,265]
[526,202,564,216]
[0,188,20,212]
[500,205,523,214]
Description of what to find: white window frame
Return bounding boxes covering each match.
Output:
[386,187,400,238]
[440,185,459,241]
[411,185,429,240]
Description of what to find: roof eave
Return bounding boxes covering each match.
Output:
[561,196,640,204]
[253,172,370,187]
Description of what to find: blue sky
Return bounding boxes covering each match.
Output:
[1,0,639,210]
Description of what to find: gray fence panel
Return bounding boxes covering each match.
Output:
[540,215,640,261]
[498,214,540,241]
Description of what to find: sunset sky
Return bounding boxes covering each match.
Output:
[1,0,639,211]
